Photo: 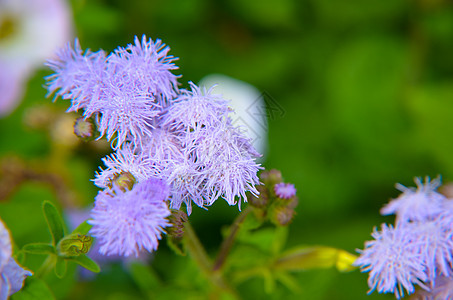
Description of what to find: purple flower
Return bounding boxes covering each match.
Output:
[354,223,428,299]
[94,143,157,189]
[87,74,159,148]
[413,276,453,300]
[47,37,262,215]
[46,35,180,148]
[161,82,230,131]
[45,39,107,113]
[163,157,212,214]
[0,219,32,299]
[107,35,180,105]
[88,178,171,257]
[180,122,261,210]
[412,216,453,283]
[381,177,446,223]
[274,183,297,199]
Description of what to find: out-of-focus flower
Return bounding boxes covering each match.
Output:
[0,0,72,116]
[354,224,428,299]
[381,177,446,223]
[0,219,32,299]
[199,74,268,158]
[88,178,171,257]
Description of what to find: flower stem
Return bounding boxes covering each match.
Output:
[183,220,239,298]
[35,255,56,278]
[213,206,252,272]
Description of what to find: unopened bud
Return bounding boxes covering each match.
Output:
[260,169,283,186]
[249,185,269,208]
[287,196,299,210]
[167,210,188,241]
[109,172,136,192]
[74,117,98,141]
[271,206,295,226]
[57,233,93,257]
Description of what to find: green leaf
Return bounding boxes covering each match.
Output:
[11,277,55,300]
[22,243,55,255]
[67,254,100,273]
[42,201,65,246]
[54,257,67,279]
[71,220,92,235]
[273,246,358,272]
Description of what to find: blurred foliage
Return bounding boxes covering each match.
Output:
[2,0,453,299]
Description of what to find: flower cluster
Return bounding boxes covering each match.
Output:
[354,177,453,299]
[46,36,262,256]
[0,219,32,298]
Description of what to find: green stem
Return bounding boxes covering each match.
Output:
[183,221,212,274]
[35,255,56,278]
[213,206,252,272]
[183,220,239,299]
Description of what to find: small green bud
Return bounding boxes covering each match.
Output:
[108,172,136,192]
[74,117,98,141]
[260,169,283,186]
[57,233,93,257]
[249,185,269,208]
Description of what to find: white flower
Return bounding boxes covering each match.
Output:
[0,0,73,116]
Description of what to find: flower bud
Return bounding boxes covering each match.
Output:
[260,169,283,186]
[270,206,295,226]
[74,116,98,141]
[249,185,269,208]
[287,196,299,210]
[109,172,136,192]
[57,233,93,257]
[167,209,188,241]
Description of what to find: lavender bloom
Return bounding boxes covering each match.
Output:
[45,40,107,113]
[46,35,180,148]
[412,216,453,283]
[88,75,159,148]
[107,35,180,105]
[274,183,297,199]
[65,209,150,280]
[164,157,212,214]
[354,223,428,299]
[160,82,230,130]
[89,178,171,257]
[194,123,262,208]
[94,143,157,189]
[0,219,32,299]
[47,38,262,215]
[412,276,453,300]
[381,177,446,223]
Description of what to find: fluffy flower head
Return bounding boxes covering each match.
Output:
[274,183,296,199]
[89,178,171,257]
[354,223,428,299]
[381,176,446,223]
